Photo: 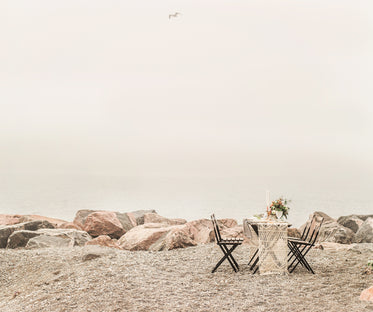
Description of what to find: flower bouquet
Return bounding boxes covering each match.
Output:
[269,197,290,219]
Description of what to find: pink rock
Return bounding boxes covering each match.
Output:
[18,215,67,227]
[220,225,250,244]
[181,218,239,244]
[0,214,23,225]
[218,219,238,228]
[182,219,215,244]
[58,222,82,230]
[143,213,187,226]
[118,223,171,251]
[149,227,197,251]
[83,211,125,239]
[126,212,138,227]
[86,235,122,249]
[73,210,98,230]
[360,286,373,302]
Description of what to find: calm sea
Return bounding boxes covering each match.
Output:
[0,173,371,227]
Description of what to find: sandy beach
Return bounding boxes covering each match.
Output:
[1,243,373,312]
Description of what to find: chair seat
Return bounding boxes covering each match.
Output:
[219,238,244,244]
[288,236,302,240]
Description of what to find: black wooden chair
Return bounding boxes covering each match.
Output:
[287,215,324,274]
[211,214,243,273]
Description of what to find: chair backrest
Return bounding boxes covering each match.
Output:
[211,214,222,243]
[303,215,324,245]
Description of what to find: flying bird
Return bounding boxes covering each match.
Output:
[169,12,181,19]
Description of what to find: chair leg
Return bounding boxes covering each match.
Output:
[212,244,239,273]
[251,256,259,273]
[248,248,258,266]
[221,244,240,271]
[288,242,314,273]
[289,244,314,274]
[288,242,308,271]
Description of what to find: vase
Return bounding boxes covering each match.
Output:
[275,210,283,219]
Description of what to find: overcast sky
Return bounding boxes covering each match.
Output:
[1,0,372,178]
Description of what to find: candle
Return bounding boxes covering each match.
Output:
[266,190,270,216]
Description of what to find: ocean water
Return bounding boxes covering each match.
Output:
[0,173,371,227]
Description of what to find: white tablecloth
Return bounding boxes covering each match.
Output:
[243,219,288,275]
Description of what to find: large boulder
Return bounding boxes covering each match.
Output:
[83,211,125,239]
[182,219,214,244]
[354,218,373,243]
[118,223,171,251]
[26,228,91,248]
[6,230,41,249]
[143,213,187,226]
[73,209,154,233]
[73,210,98,229]
[319,222,355,244]
[0,220,55,248]
[301,212,355,244]
[26,235,73,249]
[337,215,364,233]
[86,235,122,249]
[149,227,197,251]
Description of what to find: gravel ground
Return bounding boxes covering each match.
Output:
[1,244,373,312]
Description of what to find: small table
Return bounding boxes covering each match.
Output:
[243,218,288,275]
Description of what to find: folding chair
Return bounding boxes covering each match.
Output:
[287,215,324,274]
[211,214,243,273]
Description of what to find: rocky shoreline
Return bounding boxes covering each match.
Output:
[1,210,373,251]
[1,210,373,311]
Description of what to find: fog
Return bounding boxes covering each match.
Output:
[1,0,373,179]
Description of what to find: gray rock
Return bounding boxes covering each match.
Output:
[23,220,55,231]
[129,210,157,225]
[35,229,92,246]
[354,214,373,222]
[82,253,102,261]
[337,215,364,233]
[301,211,355,244]
[6,230,41,249]
[0,220,55,248]
[115,212,136,232]
[354,218,373,243]
[319,222,355,244]
[26,235,73,249]
[25,228,92,249]
[0,225,22,248]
